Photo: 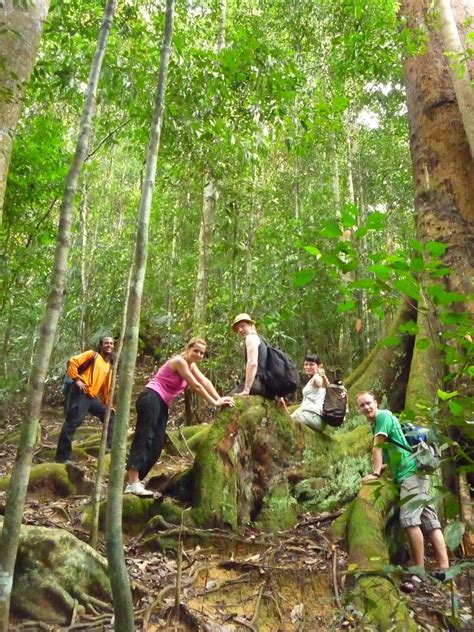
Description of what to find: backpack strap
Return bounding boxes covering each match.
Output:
[386,435,414,454]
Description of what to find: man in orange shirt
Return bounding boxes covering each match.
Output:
[55,335,115,463]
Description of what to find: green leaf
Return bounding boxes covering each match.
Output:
[303,245,321,257]
[448,400,463,416]
[367,264,391,281]
[380,336,400,347]
[354,226,369,238]
[320,221,342,238]
[393,277,420,300]
[347,563,358,572]
[437,389,459,401]
[427,285,465,305]
[426,241,447,256]
[399,320,419,335]
[409,238,424,253]
[337,299,357,313]
[444,521,465,552]
[410,257,424,273]
[366,211,386,230]
[349,278,377,290]
[415,338,430,350]
[293,269,315,287]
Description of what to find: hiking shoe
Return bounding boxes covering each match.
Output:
[124,481,154,497]
[400,574,425,593]
[431,570,448,583]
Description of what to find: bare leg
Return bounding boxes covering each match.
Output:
[127,468,140,484]
[405,525,425,568]
[427,528,450,569]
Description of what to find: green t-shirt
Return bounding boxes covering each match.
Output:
[372,410,417,483]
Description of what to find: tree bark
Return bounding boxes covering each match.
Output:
[105,2,175,629]
[400,0,474,302]
[193,170,217,333]
[437,0,474,157]
[0,0,50,224]
[193,0,226,334]
[0,1,117,627]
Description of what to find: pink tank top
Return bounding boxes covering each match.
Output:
[146,361,187,406]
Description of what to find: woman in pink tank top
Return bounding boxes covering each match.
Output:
[125,337,234,497]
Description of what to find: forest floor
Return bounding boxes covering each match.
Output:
[0,358,472,631]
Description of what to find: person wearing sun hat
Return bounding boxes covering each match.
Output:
[231,313,272,399]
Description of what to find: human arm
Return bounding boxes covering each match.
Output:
[238,334,259,396]
[170,357,234,407]
[362,434,386,482]
[67,350,95,392]
[312,366,330,388]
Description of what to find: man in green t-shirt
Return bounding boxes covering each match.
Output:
[356,392,449,577]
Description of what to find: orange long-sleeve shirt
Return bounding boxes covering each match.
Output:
[67,350,112,405]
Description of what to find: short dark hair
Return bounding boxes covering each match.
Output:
[305,353,321,364]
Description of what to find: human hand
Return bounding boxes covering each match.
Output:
[236,388,250,397]
[277,397,288,412]
[362,474,380,483]
[76,378,87,392]
[217,396,235,407]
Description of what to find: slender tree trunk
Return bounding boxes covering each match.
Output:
[193,170,217,333]
[105,2,175,629]
[0,0,50,224]
[437,0,474,156]
[193,0,226,334]
[90,264,133,549]
[79,184,89,349]
[0,1,117,628]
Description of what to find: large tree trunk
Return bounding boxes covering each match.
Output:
[0,0,50,224]
[105,2,175,629]
[400,1,474,406]
[0,2,117,627]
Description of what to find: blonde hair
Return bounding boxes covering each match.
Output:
[186,336,207,349]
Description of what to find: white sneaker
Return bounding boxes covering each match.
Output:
[124,481,154,497]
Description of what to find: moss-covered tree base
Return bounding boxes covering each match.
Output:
[191,396,372,531]
[0,462,94,497]
[336,479,418,631]
[0,517,111,624]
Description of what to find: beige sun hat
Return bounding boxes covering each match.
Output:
[231,313,255,330]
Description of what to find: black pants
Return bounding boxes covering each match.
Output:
[126,388,169,480]
[55,384,115,462]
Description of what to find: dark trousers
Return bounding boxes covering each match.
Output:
[56,384,115,462]
[126,388,169,480]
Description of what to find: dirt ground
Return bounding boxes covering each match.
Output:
[0,359,472,631]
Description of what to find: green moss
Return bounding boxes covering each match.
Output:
[255,483,298,532]
[349,576,418,631]
[0,463,76,496]
[82,494,161,535]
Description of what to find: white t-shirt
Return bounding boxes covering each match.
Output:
[293,375,326,416]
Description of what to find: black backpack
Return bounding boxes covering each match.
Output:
[321,382,348,427]
[62,352,98,411]
[261,339,298,397]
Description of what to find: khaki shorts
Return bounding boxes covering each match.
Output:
[399,474,441,532]
[291,409,326,432]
